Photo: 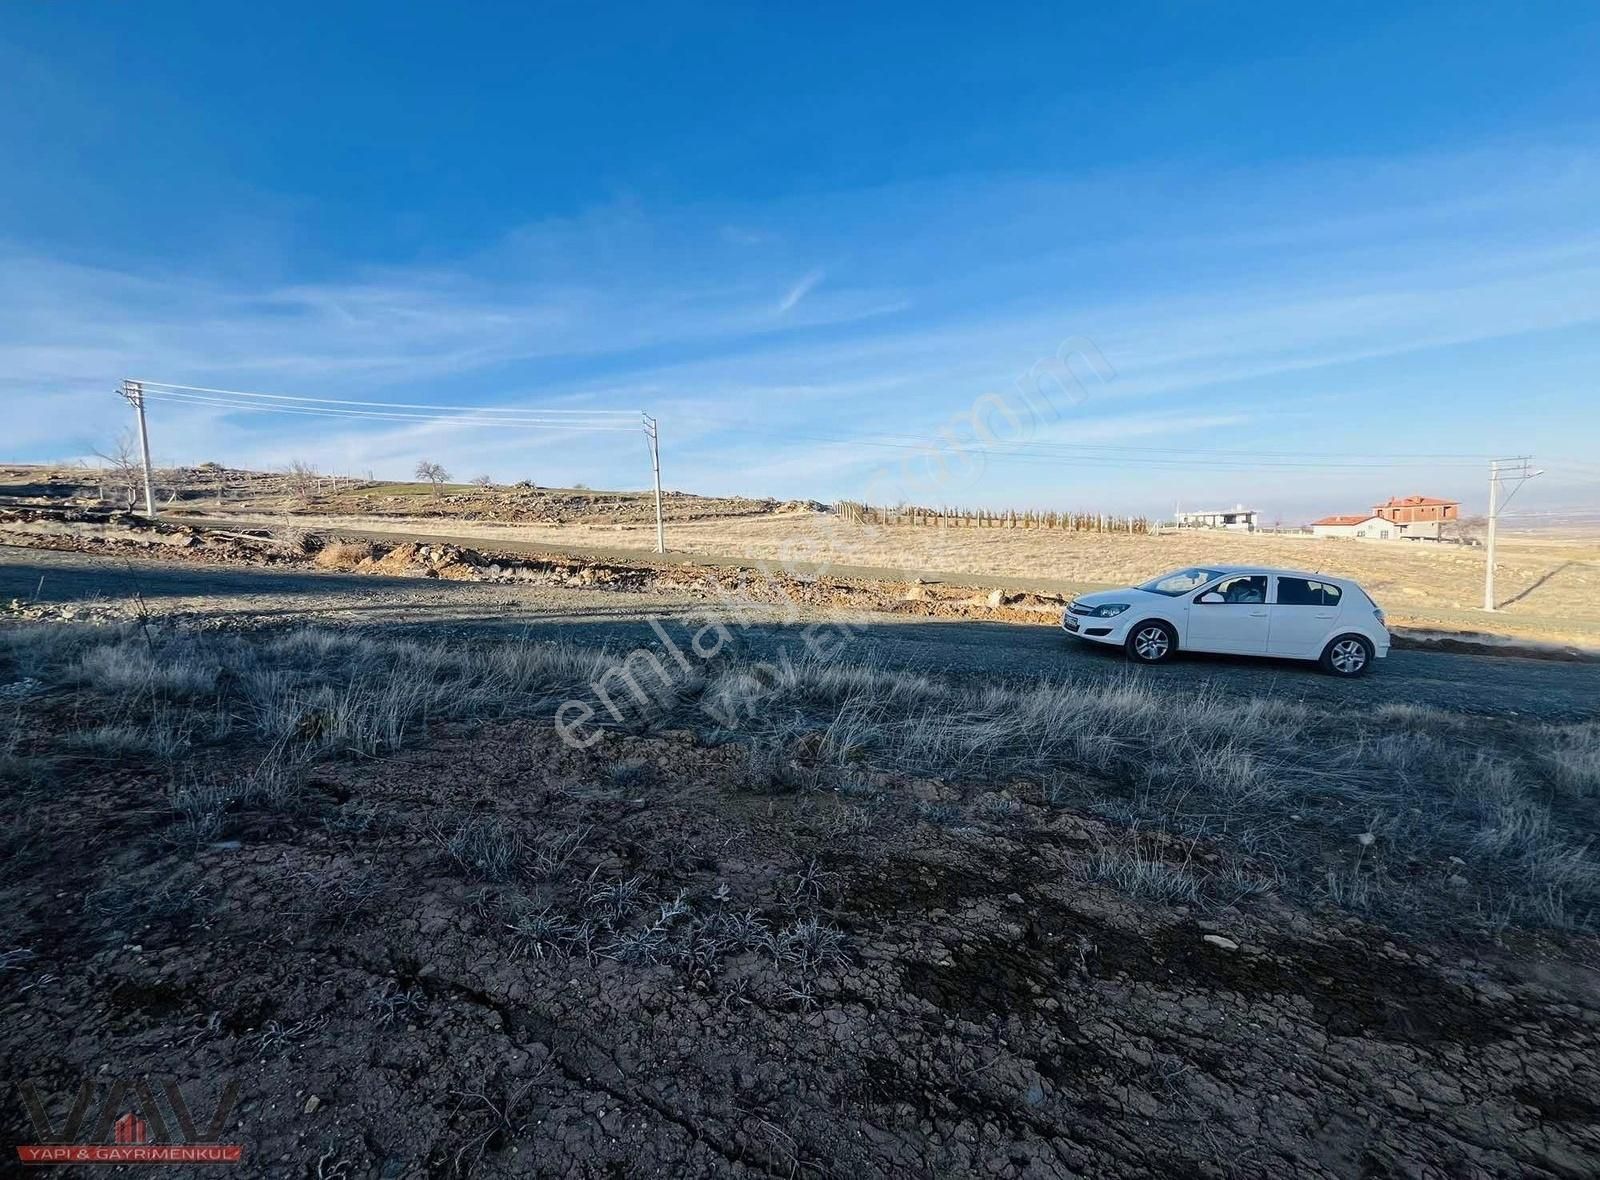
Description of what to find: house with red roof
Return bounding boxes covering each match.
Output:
[1309,513,1401,539]
[1373,495,1460,525]
[1309,495,1463,540]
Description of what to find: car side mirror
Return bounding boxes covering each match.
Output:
[1197,591,1224,604]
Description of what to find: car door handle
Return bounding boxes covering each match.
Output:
[1315,612,1335,619]
[1250,609,1268,616]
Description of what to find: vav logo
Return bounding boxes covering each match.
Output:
[16,1077,243,1166]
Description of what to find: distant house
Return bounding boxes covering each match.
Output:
[1310,513,1401,540]
[1373,495,1460,525]
[1175,505,1260,532]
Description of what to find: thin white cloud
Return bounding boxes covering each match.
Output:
[720,225,769,246]
[775,268,825,315]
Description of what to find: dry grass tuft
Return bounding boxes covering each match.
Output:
[1544,722,1600,797]
[76,640,220,698]
[1086,841,1202,903]
[312,539,375,570]
[708,651,1600,931]
[3,619,1594,933]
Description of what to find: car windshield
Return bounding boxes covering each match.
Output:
[1137,567,1226,597]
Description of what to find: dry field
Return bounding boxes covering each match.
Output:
[2,620,1598,1176]
[4,468,1599,1175]
[189,507,1600,649]
[6,463,1596,646]
[0,463,799,527]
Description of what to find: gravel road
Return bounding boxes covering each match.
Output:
[5,545,1597,721]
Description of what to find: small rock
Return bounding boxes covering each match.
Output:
[1447,874,1469,890]
[986,589,1006,608]
[1006,892,1024,905]
[303,1096,320,1115]
[1202,934,1239,951]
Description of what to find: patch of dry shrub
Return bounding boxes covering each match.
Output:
[312,540,375,570]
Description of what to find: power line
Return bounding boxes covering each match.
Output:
[138,389,641,431]
[132,380,635,416]
[672,412,1496,462]
[667,414,1497,471]
[137,387,638,426]
[119,378,666,544]
[1499,510,1600,518]
[136,381,1536,472]
[131,380,1561,473]
[678,427,1489,471]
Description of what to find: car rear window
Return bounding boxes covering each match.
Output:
[1278,577,1342,606]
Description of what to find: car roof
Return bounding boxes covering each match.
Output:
[1191,564,1358,583]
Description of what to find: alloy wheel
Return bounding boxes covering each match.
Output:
[1134,626,1170,661]
[1330,639,1368,674]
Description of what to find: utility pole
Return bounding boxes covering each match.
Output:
[643,413,665,554]
[1484,460,1498,611]
[1483,455,1541,611]
[119,379,157,518]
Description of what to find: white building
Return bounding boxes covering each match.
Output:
[1310,513,1400,540]
[1175,505,1260,532]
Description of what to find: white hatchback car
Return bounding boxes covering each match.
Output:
[1062,566,1390,676]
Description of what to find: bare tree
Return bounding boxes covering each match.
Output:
[286,459,320,502]
[93,430,143,509]
[470,474,494,493]
[415,460,450,496]
[198,461,227,507]
[1447,515,1488,546]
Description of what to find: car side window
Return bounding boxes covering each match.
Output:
[1199,574,1267,604]
[1277,577,1318,605]
[1277,577,1342,606]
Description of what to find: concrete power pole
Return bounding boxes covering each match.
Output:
[1483,456,1541,612]
[1483,460,1498,611]
[643,413,665,554]
[119,379,158,518]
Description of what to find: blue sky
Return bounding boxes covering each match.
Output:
[5,2,1599,520]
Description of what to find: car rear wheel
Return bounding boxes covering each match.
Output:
[1125,621,1176,664]
[1320,634,1373,677]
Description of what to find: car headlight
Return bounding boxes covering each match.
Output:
[1091,603,1130,618]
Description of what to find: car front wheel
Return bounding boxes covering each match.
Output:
[1125,621,1176,664]
[1320,634,1374,677]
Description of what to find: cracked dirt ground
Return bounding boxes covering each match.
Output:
[5,706,1598,1179]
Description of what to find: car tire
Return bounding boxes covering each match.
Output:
[1125,620,1177,665]
[1320,634,1374,678]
